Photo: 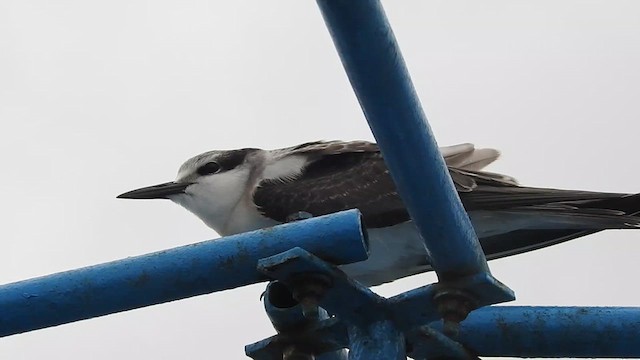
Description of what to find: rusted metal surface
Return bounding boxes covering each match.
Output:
[249,248,640,358]
[246,281,347,360]
[252,248,463,359]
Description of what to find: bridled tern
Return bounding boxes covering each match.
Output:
[118,141,640,286]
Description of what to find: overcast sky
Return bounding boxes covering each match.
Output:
[1,1,640,359]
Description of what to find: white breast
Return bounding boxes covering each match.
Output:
[339,222,429,286]
[222,199,280,236]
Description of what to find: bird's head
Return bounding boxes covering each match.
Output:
[118,148,261,233]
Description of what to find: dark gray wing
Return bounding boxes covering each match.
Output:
[254,151,408,227]
[254,144,639,229]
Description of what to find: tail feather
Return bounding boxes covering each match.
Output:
[478,193,640,261]
[441,144,502,171]
[498,205,640,230]
[580,193,640,214]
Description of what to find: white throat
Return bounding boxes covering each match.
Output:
[171,166,253,235]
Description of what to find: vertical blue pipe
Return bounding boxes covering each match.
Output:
[347,320,405,360]
[316,0,488,280]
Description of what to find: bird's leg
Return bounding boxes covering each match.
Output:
[286,211,314,222]
[284,211,324,319]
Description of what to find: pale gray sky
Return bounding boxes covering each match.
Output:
[1,1,639,359]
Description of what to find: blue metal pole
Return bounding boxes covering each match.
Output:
[316,0,487,280]
[428,306,640,358]
[0,210,367,337]
[347,320,406,360]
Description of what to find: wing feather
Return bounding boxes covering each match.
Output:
[253,141,638,230]
[254,151,407,227]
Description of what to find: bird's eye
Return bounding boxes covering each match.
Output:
[197,162,221,176]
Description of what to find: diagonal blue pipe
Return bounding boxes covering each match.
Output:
[0,210,367,337]
[316,0,488,280]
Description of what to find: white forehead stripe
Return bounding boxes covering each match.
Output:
[175,151,220,181]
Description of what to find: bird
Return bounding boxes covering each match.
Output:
[118,140,640,286]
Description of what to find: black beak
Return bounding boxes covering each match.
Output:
[117,182,192,199]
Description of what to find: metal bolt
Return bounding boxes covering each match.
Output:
[434,289,476,338]
[290,273,332,320]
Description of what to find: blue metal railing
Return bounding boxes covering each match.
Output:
[0,211,366,337]
[0,1,638,359]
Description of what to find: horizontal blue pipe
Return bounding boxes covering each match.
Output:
[429,306,640,358]
[0,210,367,337]
[316,0,488,280]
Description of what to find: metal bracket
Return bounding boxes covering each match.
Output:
[247,248,493,359]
